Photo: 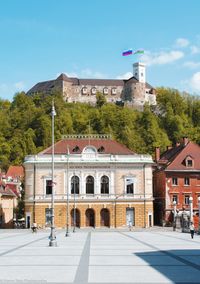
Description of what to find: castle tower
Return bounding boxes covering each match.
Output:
[133,62,146,84]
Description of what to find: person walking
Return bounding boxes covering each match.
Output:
[190,222,195,239]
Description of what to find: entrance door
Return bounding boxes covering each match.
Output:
[126,208,135,226]
[85,209,95,227]
[148,213,153,227]
[71,209,80,227]
[25,213,31,228]
[100,209,110,227]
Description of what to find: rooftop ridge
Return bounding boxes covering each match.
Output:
[62,134,112,140]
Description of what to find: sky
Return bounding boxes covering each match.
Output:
[0,0,200,101]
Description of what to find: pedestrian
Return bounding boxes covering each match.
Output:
[190,222,195,239]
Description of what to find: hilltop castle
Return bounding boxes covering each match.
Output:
[27,62,156,109]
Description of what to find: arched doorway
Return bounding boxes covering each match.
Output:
[71,209,80,228]
[100,208,110,227]
[85,209,95,227]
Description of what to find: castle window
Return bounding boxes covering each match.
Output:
[91,87,96,95]
[82,87,87,95]
[103,88,108,95]
[111,88,117,95]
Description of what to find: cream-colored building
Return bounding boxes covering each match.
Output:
[24,135,154,229]
[0,189,17,228]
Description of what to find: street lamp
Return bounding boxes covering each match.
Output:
[49,101,57,247]
[189,196,193,223]
[65,146,70,237]
[198,196,200,234]
[73,171,76,233]
[172,200,176,231]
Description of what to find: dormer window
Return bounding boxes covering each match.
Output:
[98,146,105,153]
[111,88,117,95]
[185,156,194,168]
[91,87,96,95]
[82,87,87,95]
[103,88,108,95]
[72,145,80,152]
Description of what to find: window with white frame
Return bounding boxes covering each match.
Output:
[46,180,52,195]
[82,87,87,95]
[172,177,178,186]
[71,175,80,194]
[184,195,190,205]
[126,177,135,194]
[111,88,117,95]
[103,87,108,95]
[172,195,178,204]
[91,87,96,95]
[86,175,94,194]
[101,175,109,194]
[184,177,190,186]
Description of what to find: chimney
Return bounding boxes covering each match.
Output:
[167,146,172,150]
[155,147,160,162]
[183,137,189,146]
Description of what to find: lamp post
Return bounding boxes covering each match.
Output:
[172,200,177,231]
[189,196,193,224]
[49,101,57,247]
[198,196,200,234]
[65,146,70,237]
[73,171,76,233]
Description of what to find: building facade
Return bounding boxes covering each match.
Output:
[24,135,154,229]
[153,138,200,225]
[27,62,156,110]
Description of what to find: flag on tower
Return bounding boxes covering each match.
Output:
[122,49,133,56]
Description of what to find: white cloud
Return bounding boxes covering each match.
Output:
[140,50,184,66]
[190,45,200,54]
[189,72,200,92]
[116,72,132,79]
[183,61,200,69]
[14,81,25,91]
[80,68,107,79]
[175,38,190,48]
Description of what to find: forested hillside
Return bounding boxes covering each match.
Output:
[0,88,200,170]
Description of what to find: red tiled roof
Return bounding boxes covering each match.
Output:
[6,166,24,178]
[40,139,134,155]
[0,188,16,197]
[159,141,200,171]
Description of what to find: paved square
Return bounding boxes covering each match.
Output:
[1,228,200,283]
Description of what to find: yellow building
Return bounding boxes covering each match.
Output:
[24,135,154,229]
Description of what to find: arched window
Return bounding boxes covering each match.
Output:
[101,175,109,194]
[71,176,79,194]
[86,175,94,194]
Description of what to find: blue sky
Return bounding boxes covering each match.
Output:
[1,0,200,101]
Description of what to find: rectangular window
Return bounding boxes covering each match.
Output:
[172,177,178,185]
[45,208,52,225]
[187,160,193,167]
[184,177,190,186]
[184,195,190,205]
[46,180,52,195]
[126,178,134,194]
[172,195,178,204]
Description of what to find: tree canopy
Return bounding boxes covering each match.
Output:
[0,88,200,170]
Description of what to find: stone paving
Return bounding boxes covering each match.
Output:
[0,228,200,283]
